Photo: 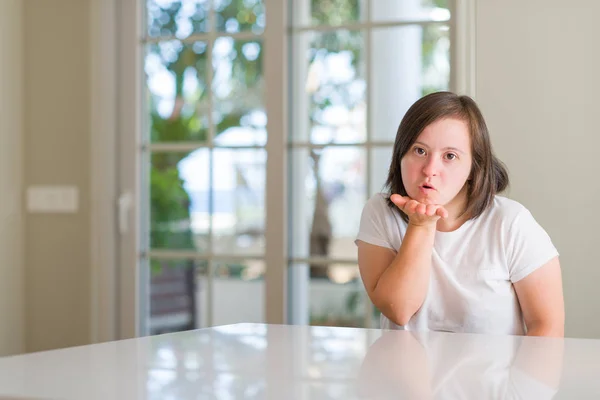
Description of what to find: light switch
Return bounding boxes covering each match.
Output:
[27,186,79,214]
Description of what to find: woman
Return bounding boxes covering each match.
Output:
[356,91,564,337]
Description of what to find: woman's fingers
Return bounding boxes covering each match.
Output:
[390,194,448,221]
[436,206,449,219]
[390,194,408,209]
[406,200,420,214]
[425,204,437,217]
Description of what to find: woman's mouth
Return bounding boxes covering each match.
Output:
[419,184,437,195]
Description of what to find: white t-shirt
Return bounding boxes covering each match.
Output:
[355,193,559,335]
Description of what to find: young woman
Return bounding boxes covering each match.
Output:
[356,92,564,337]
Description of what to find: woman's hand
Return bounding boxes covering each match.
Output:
[390,194,448,228]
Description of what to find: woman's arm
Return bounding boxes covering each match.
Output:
[357,222,437,326]
[513,256,565,337]
[358,195,447,326]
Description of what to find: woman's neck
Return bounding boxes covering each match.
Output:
[436,187,470,232]
[436,211,469,232]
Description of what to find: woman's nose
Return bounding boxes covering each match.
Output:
[422,157,439,177]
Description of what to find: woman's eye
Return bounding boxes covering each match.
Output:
[414,147,426,156]
[445,153,457,160]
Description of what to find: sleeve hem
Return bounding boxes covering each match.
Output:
[510,251,559,283]
[355,233,395,251]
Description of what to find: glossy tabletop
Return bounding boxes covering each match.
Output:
[0,323,599,399]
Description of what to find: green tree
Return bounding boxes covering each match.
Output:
[147,0,264,265]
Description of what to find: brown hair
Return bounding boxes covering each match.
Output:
[385,91,509,223]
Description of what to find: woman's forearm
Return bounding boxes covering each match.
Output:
[526,323,564,337]
[372,223,436,326]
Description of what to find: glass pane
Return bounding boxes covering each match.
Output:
[211,149,265,256]
[213,37,266,146]
[288,264,371,328]
[212,261,265,326]
[370,24,450,141]
[215,0,265,34]
[291,0,365,27]
[290,30,366,144]
[150,150,210,251]
[289,147,365,261]
[370,147,393,197]
[310,265,367,327]
[371,0,450,22]
[145,40,210,143]
[146,0,210,38]
[148,259,207,335]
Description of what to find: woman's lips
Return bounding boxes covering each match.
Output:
[419,186,436,195]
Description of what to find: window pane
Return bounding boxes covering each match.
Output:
[370,147,393,197]
[148,259,207,335]
[145,40,210,143]
[213,37,265,146]
[215,0,265,34]
[370,24,450,141]
[371,0,450,23]
[287,263,374,328]
[150,150,210,251]
[289,147,364,261]
[309,265,370,328]
[211,261,265,325]
[290,30,366,144]
[212,149,265,256]
[291,0,365,27]
[146,0,210,38]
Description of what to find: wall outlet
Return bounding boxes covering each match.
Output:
[26,186,79,214]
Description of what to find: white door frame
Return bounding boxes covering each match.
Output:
[90,0,143,342]
[90,0,119,344]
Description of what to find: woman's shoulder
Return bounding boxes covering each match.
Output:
[365,192,392,210]
[492,195,528,212]
[357,193,405,249]
[362,193,402,221]
[482,195,532,225]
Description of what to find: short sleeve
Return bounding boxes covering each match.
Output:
[355,194,396,250]
[506,208,559,282]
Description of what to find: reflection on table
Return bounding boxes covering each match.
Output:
[0,323,599,399]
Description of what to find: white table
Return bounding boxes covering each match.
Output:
[0,323,598,399]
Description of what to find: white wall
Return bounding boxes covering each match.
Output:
[476,0,600,338]
[23,0,91,352]
[0,0,25,356]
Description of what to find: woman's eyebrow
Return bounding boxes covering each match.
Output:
[443,147,465,154]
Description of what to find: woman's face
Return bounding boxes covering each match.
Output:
[400,118,473,210]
